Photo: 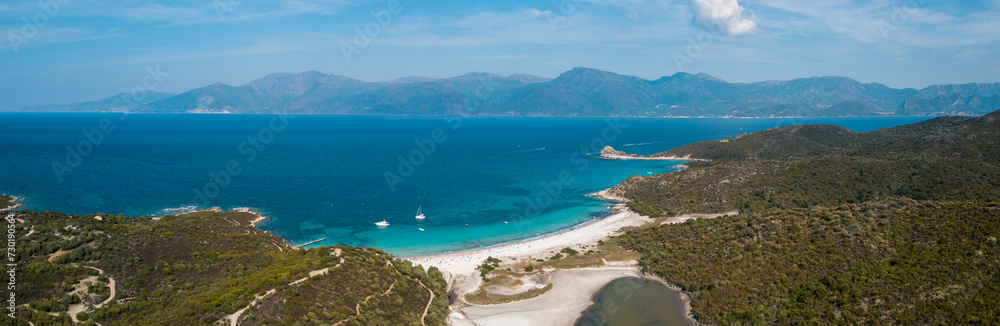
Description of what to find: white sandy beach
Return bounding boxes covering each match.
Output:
[407,203,648,278]
[407,184,734,326]
[408,207,649,326]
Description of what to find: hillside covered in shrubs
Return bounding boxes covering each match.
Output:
[1,202,448,326]
[612,110,1000,324]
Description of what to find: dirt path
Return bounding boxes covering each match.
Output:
[84,266,116,308]
[223,258,344,326]
[418,280,435,326]
[65,276,98,323]
[354,280,397,314]
[225,289,276,326]
[63,264,117,322]
[333,277,398,326]
[47,249,72,262]
[660,210,739,225]
[289,267,333,286]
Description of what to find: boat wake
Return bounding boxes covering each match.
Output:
[506,147,547,154]
[622,141,670,147]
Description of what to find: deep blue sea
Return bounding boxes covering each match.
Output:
[0,113,930,256]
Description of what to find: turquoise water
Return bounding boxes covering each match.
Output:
[0,113,929,256]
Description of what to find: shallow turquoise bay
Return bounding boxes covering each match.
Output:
[0,114,929,256]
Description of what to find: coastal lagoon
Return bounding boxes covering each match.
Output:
[0,113,929,256]
[576,277,694,326]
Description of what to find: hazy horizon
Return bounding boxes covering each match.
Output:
[2,0,999,109]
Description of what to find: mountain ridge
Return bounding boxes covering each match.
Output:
[16,68,1000,117]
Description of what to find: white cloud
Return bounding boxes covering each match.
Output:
[690,0,758,36]
[525,9,550,18]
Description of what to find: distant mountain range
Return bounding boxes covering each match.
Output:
[17,68,1000,117]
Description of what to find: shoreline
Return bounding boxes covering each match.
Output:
[408,188,712,326]
[407,184,737,325]
[407,195,646,278]
[0,112,939,119]
[599,153,709,162]
[5,188,714,325]
[1,195,24,212]
[453,266,645,326]
[598,145,710,162]
[232,207,270,227]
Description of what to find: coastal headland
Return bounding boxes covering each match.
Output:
[408,150,733,326]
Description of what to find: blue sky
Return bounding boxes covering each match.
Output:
[1,0,999,109]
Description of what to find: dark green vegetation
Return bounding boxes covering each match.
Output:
[476,256,503,279]
[1,194,15,208]
[560,247,579,256]
[613,110,1000,324]
[240,252,448,326]
[20,68,1000,117]
[4,209,447,325]
[575,277,693,326]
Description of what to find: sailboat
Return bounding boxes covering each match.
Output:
[375,220,390,227]
[415,205,426,220]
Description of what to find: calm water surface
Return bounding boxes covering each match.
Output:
[0,113,930,255]
[576,277,694,326]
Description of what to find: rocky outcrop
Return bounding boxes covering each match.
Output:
[600,146,709,161]
[1,195,23,212]
[599,146,641,159]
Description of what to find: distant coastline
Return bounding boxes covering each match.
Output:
[0,151,706,326]
[0,111,958,119]
[11,68,998,117]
